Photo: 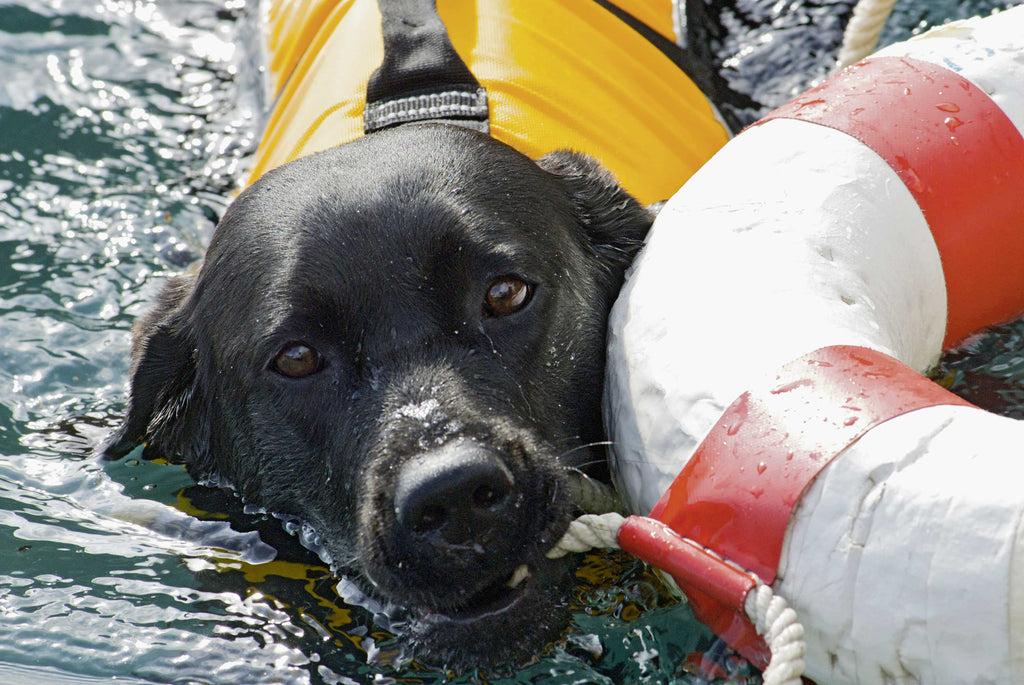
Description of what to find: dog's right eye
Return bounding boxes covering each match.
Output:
[484,277,533,317]
[272,343,323,378]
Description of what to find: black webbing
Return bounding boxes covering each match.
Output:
[364,0,489,134]
[592,0,754,134]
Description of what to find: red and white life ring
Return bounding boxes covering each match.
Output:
[605,6,1024,684]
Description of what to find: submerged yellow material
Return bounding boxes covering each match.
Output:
[252,0,730,205]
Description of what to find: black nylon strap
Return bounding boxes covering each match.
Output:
[364,0,489,133]
[592,0,754,134]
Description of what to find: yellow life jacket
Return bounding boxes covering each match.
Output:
[253,0,731,205]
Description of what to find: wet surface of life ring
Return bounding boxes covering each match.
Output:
[604,6,1024,684]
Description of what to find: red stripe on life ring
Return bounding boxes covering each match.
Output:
[759,56,1024,348]
[647,345,972,666]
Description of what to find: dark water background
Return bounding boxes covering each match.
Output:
[0,1,1021,683]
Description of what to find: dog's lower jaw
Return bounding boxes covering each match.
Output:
[405,555,574,670]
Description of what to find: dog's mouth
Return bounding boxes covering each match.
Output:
[431,562,533,622]
[407,554,572,669]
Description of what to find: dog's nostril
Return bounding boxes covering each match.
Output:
[394,439,514,544]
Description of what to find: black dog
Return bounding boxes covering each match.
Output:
[104,123,652,667]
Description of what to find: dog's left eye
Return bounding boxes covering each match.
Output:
[484,277,533,317]
[272,343,323,378]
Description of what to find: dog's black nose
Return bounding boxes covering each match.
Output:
[394,439,514,546]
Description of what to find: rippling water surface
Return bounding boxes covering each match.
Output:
[0,1,1020,683]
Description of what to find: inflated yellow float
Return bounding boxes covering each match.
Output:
[254,0,731,205]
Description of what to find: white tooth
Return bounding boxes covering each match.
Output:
[506,564,530,589]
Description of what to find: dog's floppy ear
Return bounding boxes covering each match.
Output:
[101,275,208,468]
[536,150,654,278]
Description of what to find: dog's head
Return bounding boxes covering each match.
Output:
[104,123,652,667]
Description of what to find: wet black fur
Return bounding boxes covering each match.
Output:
[104,123,653,668]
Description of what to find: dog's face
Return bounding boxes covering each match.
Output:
[104,123,652,667]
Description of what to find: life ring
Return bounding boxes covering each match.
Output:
[604,6,1024,684]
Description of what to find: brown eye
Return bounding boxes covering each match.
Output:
[272,343,323,378]
[484,277,532,317]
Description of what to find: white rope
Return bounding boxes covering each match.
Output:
[547,513,806,684]
[565,472,624,515]
[545,512,624,558]
[835,0,899,70]
[744,582,806,685]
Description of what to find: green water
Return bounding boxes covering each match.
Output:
[0,1,1020,683]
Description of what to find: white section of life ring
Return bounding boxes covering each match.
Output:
[777,404,1024,684]
[606,118,946,515]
